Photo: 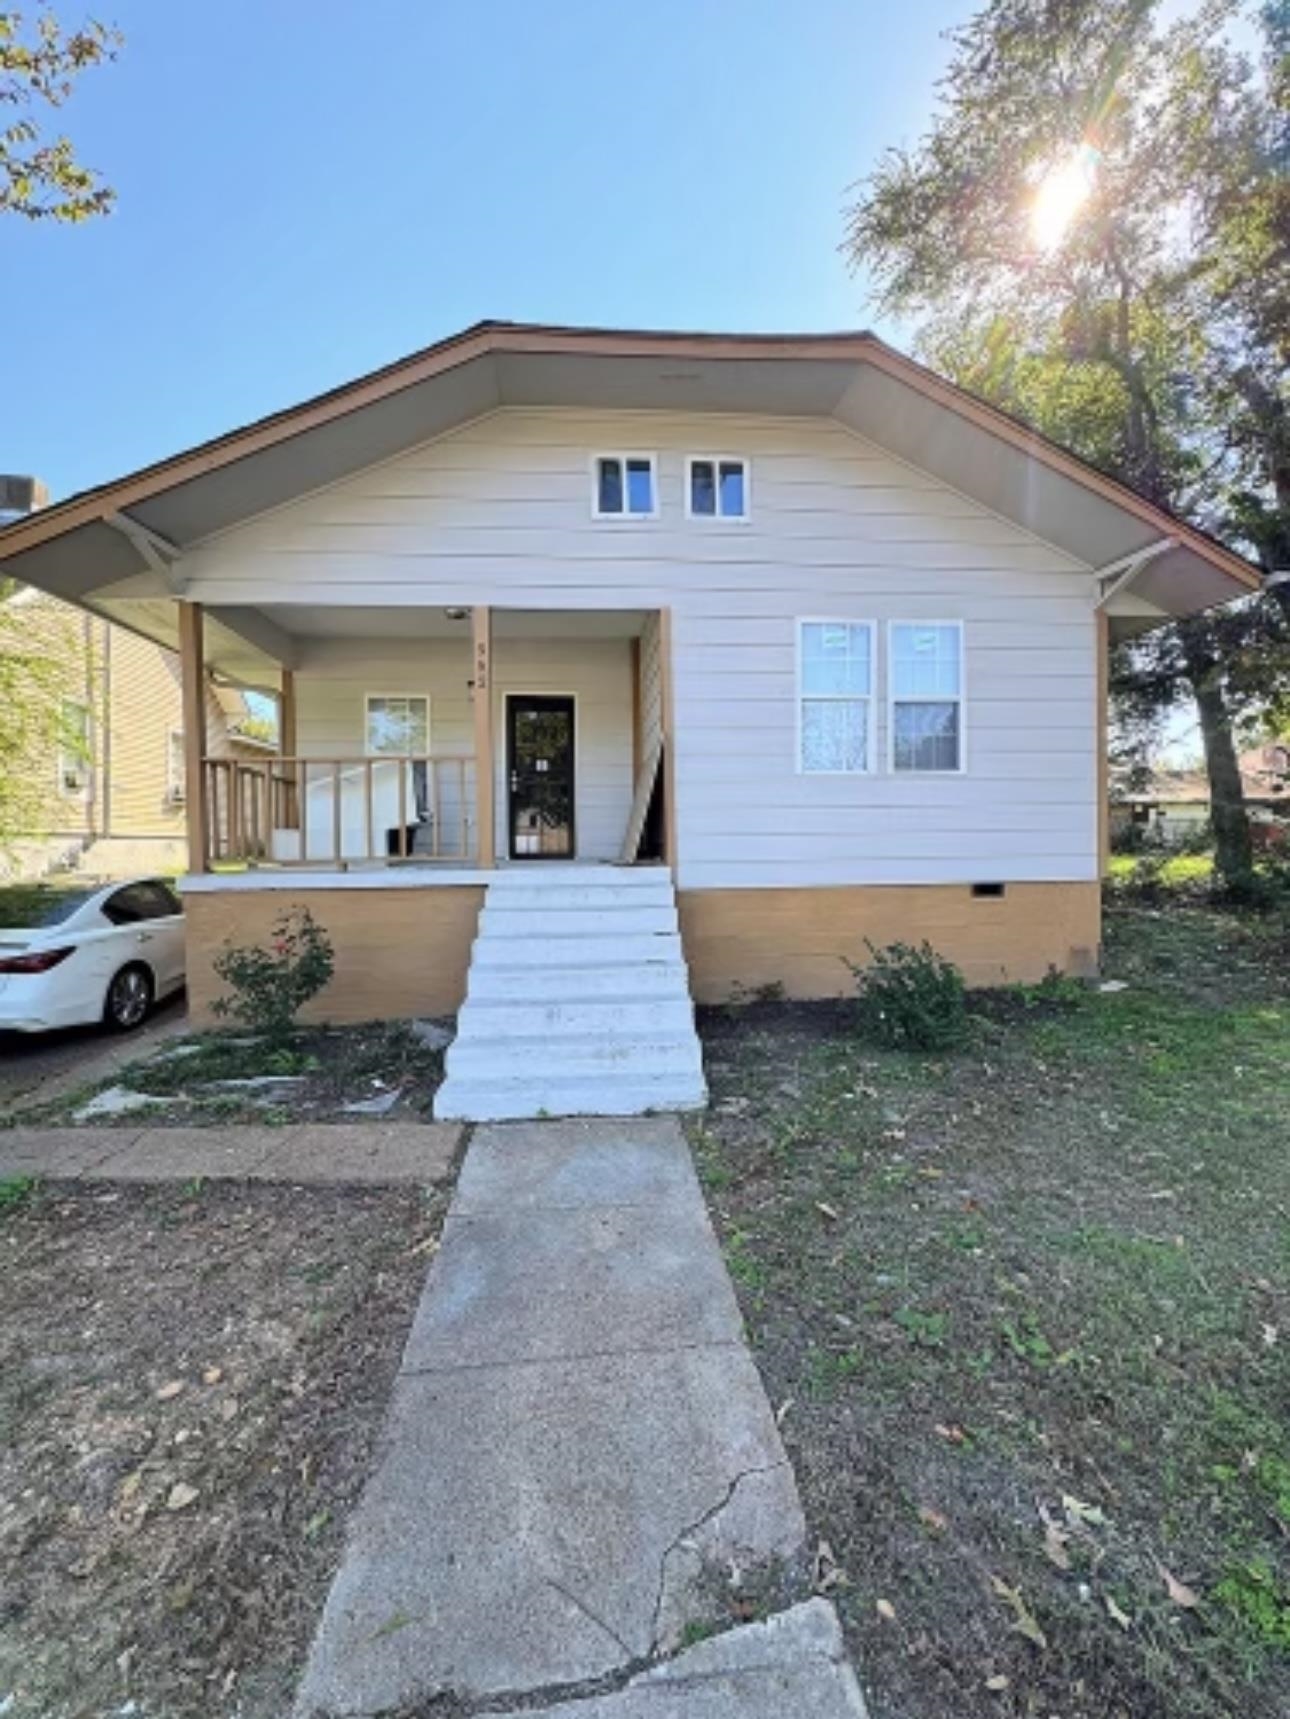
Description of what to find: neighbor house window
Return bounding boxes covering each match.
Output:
[366,695,430,755]
[592,454,657,518]
[167,729,186,802]
[687,456,749,520]
[798,621,874,773]
[58,699,91,795]
[890,623,964,773]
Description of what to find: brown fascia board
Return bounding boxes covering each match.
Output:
[0,319,1262,594]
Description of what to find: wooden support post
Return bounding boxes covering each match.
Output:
[279,668,298,831]
[178,601,209,873]
[659,607,678,876]
[472,605,495,868]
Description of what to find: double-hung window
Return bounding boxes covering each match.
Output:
[592,454,657,518]
[366,695,430,756]
[798,621,874,773]
[889,623,964,773]
[686,456,749,520]
[58,699,91,796]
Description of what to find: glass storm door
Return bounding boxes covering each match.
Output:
[507,695,576,859]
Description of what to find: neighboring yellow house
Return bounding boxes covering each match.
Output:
[1,586,271,880]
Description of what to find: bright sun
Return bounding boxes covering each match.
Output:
[1030,144,1099,254]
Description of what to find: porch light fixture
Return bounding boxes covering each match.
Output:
[443,606,469,621]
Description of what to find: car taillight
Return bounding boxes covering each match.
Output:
[0,947,75,974]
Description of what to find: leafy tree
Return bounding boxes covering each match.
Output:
[1,6,121,221]
[847,0,1288,889]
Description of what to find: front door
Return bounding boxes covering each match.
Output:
[506,694,576,859]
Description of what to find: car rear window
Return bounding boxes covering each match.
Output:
[0,886,97,929]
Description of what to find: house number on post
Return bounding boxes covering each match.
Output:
[474,637,489,694]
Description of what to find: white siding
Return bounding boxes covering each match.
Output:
[292,633,633,862]
[184,409,1098,888]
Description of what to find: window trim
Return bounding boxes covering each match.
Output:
[684,455,751,522]
[589,452,659,521]
[166,726,186,804]
[57,697,91,798]
[887,620,967,777]
[795,618,877,776]
[363,692,433,757]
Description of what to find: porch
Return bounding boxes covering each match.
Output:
[178,605,672,875]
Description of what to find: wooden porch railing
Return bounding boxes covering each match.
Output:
[202,755,477,867]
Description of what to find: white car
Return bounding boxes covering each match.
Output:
[0,877,186,1033]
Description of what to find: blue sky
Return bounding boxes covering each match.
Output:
[2,0,971,501]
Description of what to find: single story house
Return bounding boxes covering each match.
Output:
[0,323,1260,1111]
[1111,743,1290,847]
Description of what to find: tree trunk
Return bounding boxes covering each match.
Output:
[1180,624,1254,890]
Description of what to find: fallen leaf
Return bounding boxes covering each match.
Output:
[1157,1563,1200,1609]
[876,1598,897,1622]
[775,1397,794,1427]
[202,1366,223,1386]
[816,1202,840,1222]
[166,1482,199,1512]
[917,1505,948,1535]
[935,1423,968,1445]
[814,1538,847,1593]
[219,1397,239,1422]
[989,1575,1048,1650]
[1105,1595,1132,1630]
[985,1674,1010,1692]
[1038,1503,1072,1570]
[1062,1493,1108,1528]
[155,1380,184,1402]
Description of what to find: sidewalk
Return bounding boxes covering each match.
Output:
[294,1117,866,1717]
[0,1121,461,1184]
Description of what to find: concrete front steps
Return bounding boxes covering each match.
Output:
[433,866,707,1122]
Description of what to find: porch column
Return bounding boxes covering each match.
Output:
[178,600,209,873]
[472,605,495,867]
[279,668,299,832]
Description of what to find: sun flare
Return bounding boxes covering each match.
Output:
[1030,144,1099,254]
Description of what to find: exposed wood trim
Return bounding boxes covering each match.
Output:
[472,605,495,869]
[0,323,1260,596]
[1096,609,1110,878]
[279,669,297,756]
[178,602,209,873]
[658,606,678,876]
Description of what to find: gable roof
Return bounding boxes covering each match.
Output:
[0,321,1261,676]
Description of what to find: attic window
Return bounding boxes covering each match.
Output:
[593,454,657,518]
[687,457,749,520]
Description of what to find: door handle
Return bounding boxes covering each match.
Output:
[135,932,154,943]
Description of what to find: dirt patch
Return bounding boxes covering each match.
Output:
[14,1019,450,1129]
[0,1179,445,1717]
[693,902,1290,1719]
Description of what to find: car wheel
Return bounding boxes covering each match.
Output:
[104,963,154,1031]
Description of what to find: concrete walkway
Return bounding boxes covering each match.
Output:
[294,1117,866,1718]
[0,1121,461,1185]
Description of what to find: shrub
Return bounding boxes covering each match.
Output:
[849,939,968,1052]
[211,906,335,1044]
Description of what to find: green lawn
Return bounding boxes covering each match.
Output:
[694,897,1290,1719]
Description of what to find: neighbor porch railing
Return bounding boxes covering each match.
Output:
[202,754,478,867]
